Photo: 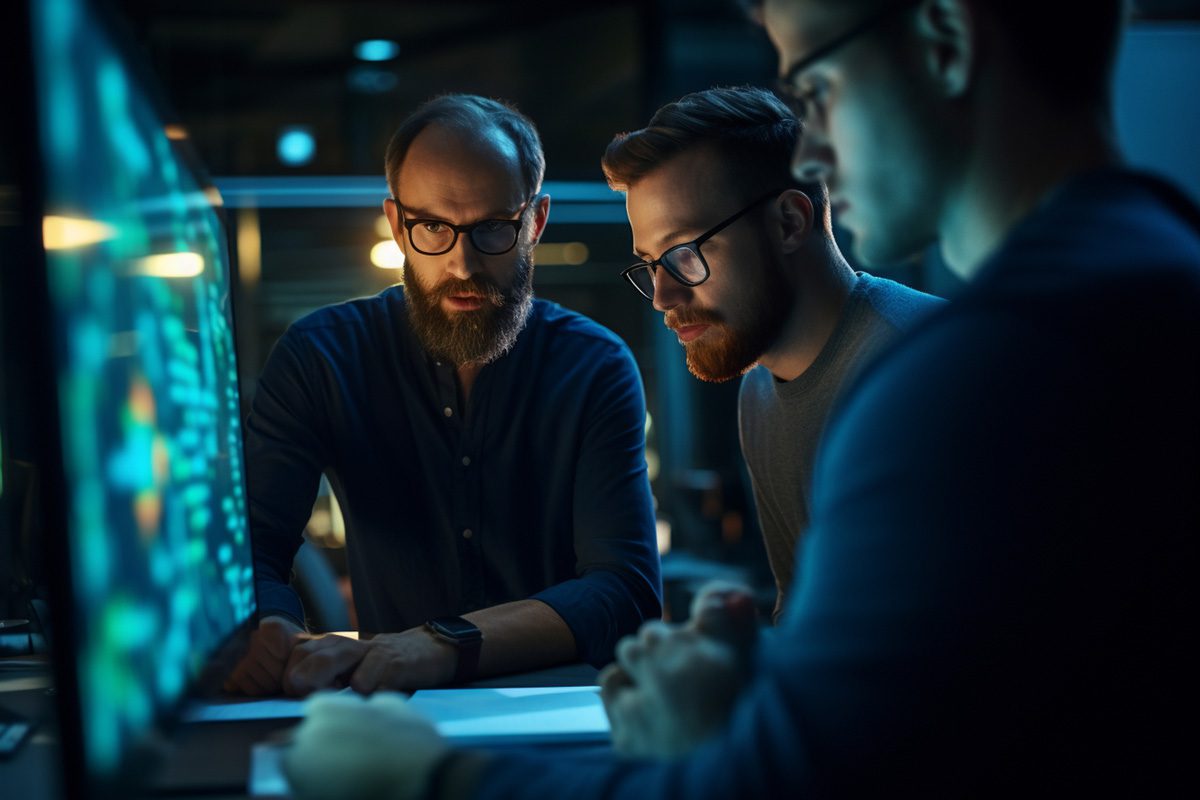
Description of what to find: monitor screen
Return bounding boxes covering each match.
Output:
[25,0,256,794]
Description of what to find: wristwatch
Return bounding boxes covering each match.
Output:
[425,616,483,685]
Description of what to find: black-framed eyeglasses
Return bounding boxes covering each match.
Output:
[775,0,921,123]
[621,192,778,302]
[394,196,535,256]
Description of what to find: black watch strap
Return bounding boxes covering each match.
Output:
[425,616,483,685]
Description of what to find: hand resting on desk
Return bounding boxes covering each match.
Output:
[599,581,759,758]
[225,615,307,696]
[284,626,457,696]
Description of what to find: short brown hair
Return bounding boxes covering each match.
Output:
[602,86,821,205]
[384,94,545,199]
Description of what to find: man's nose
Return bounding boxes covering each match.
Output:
[652,269,691,313]
[443,234,484,281]
[792,126,836,186]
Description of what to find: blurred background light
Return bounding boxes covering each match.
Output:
[277,126,315,167]
[347,67,398,94]
[353,39,400,62]
[43,215,117,250]
[374,214,393,239]
[370,239,405,270]
[133,252,204,278]
[534,242,589,266]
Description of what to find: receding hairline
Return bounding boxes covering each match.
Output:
[384,94,545,199]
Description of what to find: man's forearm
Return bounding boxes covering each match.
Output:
[462,599,577,677]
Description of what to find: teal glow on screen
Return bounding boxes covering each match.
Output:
[31,0,256,777]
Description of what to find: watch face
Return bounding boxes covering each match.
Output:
[428,616,481,640]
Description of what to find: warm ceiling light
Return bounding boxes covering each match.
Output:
[374,214,393,239]
[164,124,188,140]
[354,39,400,62]
[371,240,405,270]
[133,252,205,278]
[534,242,589,265]
[43,215,117,250]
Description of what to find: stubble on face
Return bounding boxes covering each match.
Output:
[404,247,534,366]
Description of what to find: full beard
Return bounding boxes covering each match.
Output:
[404,251,534,366]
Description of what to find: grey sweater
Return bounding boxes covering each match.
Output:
[738,273,942,620]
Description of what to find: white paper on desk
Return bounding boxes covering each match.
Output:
[407,686,610,746]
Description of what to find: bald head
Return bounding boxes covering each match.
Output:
[384,94,545,200]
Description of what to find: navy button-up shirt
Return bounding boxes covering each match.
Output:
[245,288,662,666]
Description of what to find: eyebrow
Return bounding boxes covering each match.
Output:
[633,227,703,261]
[781,0,921,84]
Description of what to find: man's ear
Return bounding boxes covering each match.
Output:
[529,193,551,245]
[382,197,406,251]
[915,0,976,98]
[381,196,400,237]
[776,190,815,255]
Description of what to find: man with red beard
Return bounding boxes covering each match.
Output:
[605,86,940,622]
[228,94,661,696]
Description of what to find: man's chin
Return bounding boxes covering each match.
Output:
[684,346,756,384]
[844,223,930,269]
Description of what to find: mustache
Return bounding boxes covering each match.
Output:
[665,307,724,330]
[431,275,505,306]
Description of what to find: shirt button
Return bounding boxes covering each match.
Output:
[462,528,473,539]
[443,406,453,417]
[461,456,471,466]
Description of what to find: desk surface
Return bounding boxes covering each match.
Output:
[1,658,600,800]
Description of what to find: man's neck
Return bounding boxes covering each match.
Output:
[941,99,1121,279]
[457,362,483,404]
[758,242,857,382]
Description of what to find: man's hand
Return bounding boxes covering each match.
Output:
[284,692,449,800]
[284,627,457,696]
[599,582,759,758]
[225,616,307,696]
[687,581,760,666]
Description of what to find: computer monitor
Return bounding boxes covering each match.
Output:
[2,0,257,796]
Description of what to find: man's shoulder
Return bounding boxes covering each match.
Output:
[738,365,775,405]
[287,286,404,340]
[855,273,945,333]
[527,298,631,359]
[985,169,1200,287]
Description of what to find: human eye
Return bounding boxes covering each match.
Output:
[477,219,507,233]
[796,74,831,119]
[420,221,447,234]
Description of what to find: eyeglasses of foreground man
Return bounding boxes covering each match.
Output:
[773,0,921,124]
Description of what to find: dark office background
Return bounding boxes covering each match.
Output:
[15,0,1197,624]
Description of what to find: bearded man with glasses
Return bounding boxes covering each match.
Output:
[608,87,940,629]
[228,94,662,699]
